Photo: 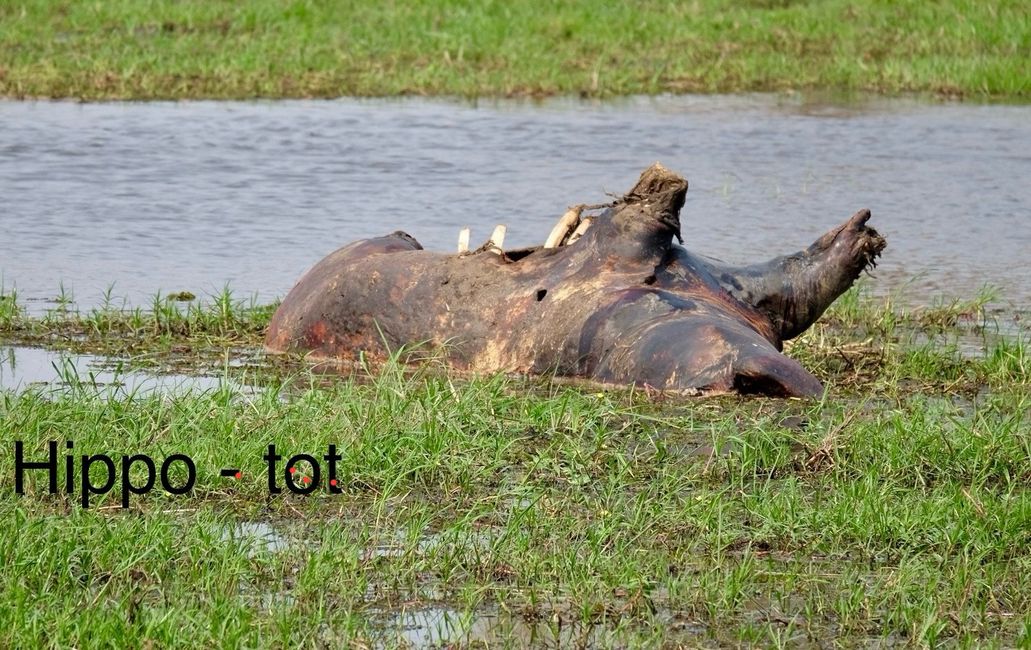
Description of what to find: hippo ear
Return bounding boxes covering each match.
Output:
[609,163,689,254]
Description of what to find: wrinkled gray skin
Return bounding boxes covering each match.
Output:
[697,208,884,341]
[266,164,885,397]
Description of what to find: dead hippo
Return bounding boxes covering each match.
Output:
[265,164,885,397]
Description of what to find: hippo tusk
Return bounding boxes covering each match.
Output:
[544,206,583,248]
[457,227,470,253]
[487,225,506,255]
[566,216,594,245]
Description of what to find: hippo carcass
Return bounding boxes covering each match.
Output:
[265,164,885,397]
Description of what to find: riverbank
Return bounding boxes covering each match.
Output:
[2,0,1028,100]
[1,285,1028,646]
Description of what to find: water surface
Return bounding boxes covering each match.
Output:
[1,94,1028,309]
[0,344,231,394]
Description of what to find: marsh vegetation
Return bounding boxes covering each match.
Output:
[1,284,1027,647]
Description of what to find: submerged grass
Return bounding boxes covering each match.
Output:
[1,0,1029,100]
[0,284,273,373]
[0,285,1028,646]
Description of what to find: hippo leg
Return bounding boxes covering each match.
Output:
[707,209,886,340]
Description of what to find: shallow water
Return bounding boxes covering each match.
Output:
[0,344,233,394]
[1,94,1028,312]
[383,606,604,649]
[225,521,290,557]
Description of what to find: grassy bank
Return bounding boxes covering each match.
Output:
[0,286,1028,646]
[1,0,1028,100]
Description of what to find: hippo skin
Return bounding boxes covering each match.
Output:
[266,164,885,397]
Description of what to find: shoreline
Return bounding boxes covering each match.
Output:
[3,88,1031,107]
[3,86,1028,105]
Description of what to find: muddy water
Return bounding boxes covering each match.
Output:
[1,94,1028,312]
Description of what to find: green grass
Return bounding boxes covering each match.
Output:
[1,0,1028,100]
[0,285,1028,646]
[0,284,273,374]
